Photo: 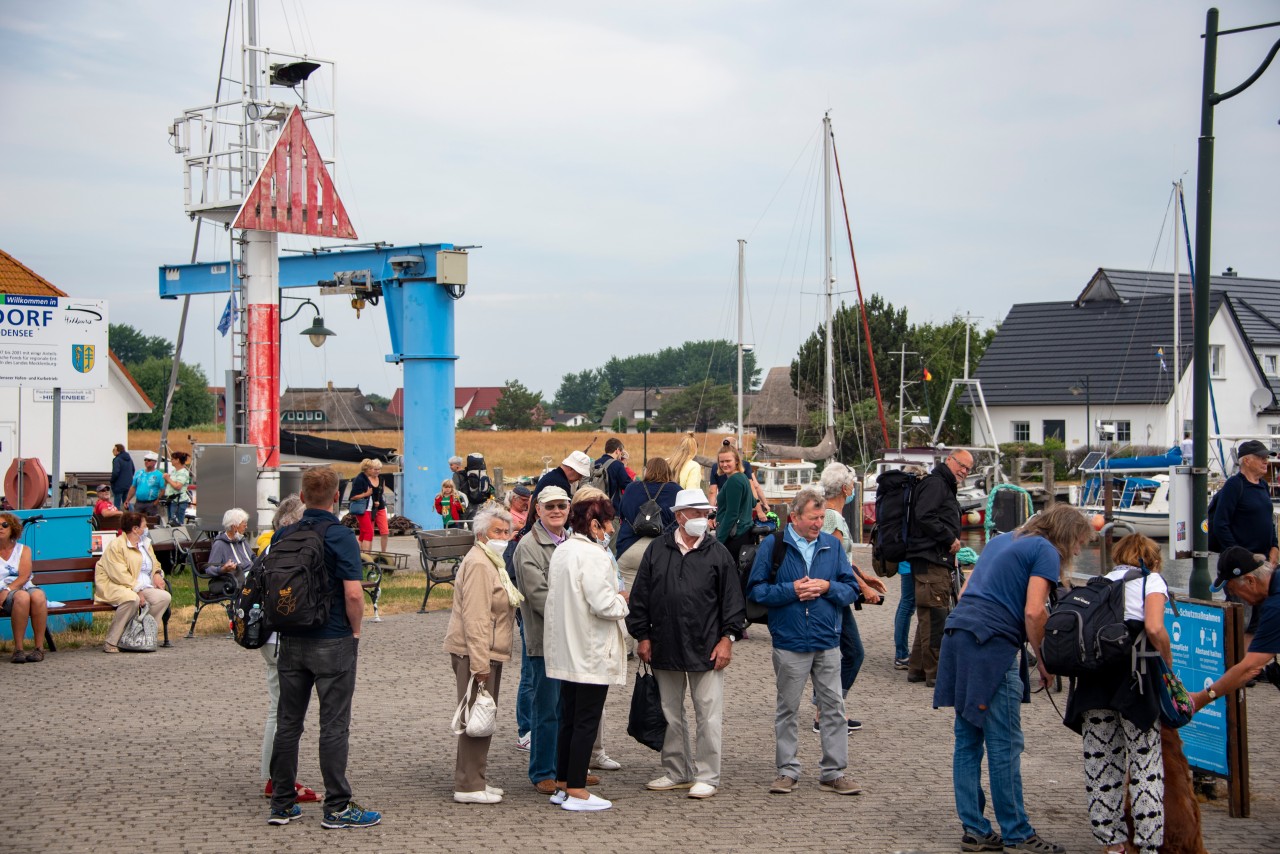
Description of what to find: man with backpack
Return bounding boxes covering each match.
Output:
[905,450,972,687]
[267,466,381,830]
[627,488,746,800]
[747,488,861,797]
[593,438,633,510]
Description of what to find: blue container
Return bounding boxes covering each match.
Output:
[1,507,94,642]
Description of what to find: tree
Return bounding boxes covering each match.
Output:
[364,392,391,410]
[491,379,542,430]
[456,416,487,431]
[553,368,606,413]
[609,415,629,433]
[127,357,214,429]
[109,323,173,367]
[654,381,736,432]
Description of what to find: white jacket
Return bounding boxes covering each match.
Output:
[544,534,629,686]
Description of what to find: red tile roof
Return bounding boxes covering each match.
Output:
[0,249,68,296]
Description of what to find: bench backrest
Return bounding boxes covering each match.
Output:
[32,556,99,602]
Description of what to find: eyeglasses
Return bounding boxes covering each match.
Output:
[542,502,569,511]
[948,458,972,474]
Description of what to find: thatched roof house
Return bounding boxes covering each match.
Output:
[746,367,807,445]
[281,383,400,431]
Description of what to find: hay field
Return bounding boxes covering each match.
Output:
[128,428,739,480]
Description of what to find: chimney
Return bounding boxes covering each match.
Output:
[1222,267,1238,277]
[327,380,335,390]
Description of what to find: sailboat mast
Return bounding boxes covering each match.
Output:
[822,113,835,430]
[1172,181,1182,443]
[737,238,746,452]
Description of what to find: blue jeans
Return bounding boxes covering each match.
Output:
[271,635,358,814]
[952,657,1035,844]
[167,499,189,527]
[515,621,533,735]
[525,655,562,784]
[894,571,915,661]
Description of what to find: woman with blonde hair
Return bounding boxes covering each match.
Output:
[668,434,703,491]
[1063,533,1171,854]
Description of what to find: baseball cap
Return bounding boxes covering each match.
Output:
[671,488,713,512]
[563,451,592,478]
[538,486,570,505]
[1238,439,1269,460]
[143,451,159,461]
[1213,546,1265,591]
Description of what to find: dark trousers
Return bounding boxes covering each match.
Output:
[839,606,864,695]
[270,635,358,813]
[556,681,609,788]
[909,559,954,682]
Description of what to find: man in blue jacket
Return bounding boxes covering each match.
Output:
[747,487,861,797]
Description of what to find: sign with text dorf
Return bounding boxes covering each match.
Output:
[1165,600,1229,775]
[0,296,109,389]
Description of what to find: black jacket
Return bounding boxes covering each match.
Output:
[626,532,746,672]
[906,462,961,567]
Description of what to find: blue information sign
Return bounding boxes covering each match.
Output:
[1165,601,1229,775]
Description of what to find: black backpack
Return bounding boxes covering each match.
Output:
[232,555,270,649]
[463,453,491,508]
[260,518,337,632]
[1041,566,1146,677]
[1206,490,1221,552]
[632,483,664,538]
[740,532,788,625]
[872,469,920,571]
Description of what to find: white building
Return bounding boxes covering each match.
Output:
[0,249,153,479]
[975,268,1278,461]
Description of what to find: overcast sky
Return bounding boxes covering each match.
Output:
[2,1,1277,402]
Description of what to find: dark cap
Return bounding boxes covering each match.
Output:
[1213,546,1265,591]
[1238,439,1269,460]
[512,485,532,498]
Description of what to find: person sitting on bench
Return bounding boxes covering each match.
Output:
[2,512,49,663]
[205,508,254,586]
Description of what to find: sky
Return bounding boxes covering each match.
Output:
[1,1,1277,403]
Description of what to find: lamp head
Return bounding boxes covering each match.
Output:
[302,316,336,348]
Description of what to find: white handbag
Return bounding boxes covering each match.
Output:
[451,678,497,738]
[118,603,158,652]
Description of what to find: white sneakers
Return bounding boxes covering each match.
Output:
[646,776,695,791]
[453,789,501,804]
[549,789,567,805]
[589,752,622,771]
[515,732,531,751]
[687,782,717,799]
[561,793,612,811]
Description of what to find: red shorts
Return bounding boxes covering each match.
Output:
[358,507,388,541]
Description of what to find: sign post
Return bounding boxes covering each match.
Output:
[1164,597,1249,817]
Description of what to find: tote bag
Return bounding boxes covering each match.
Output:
[118,603,158,652]
[627,661,666,751]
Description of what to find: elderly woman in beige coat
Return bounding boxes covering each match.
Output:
[442,504,522,804]
[545,491,630,812]
[93,511,171,653]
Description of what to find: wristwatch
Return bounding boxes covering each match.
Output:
[724,632,739,643]
[1206,687,1218,701]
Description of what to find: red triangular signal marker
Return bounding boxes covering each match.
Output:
[233,107,357,238]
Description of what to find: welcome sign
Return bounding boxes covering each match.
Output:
[0,296,109,389]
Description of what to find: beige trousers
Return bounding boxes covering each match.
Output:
[105,587,172,647]
[451,654,503,793]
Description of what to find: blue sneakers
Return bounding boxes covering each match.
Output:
[267,804,302,825]
[322,801,382,829]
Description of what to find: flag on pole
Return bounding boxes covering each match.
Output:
[923,368,933,381]
[217,293,237,337]
[1157,347,1168,372]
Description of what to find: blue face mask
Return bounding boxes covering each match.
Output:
[844,490,856,506]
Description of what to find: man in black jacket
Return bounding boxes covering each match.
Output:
[905,450,972,687]
[627,488,746,800]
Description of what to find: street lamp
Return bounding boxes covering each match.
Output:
[1069,376,1091,453]
[641,385,663,462]
[280,296,336,347]
[1190,8,1280,599]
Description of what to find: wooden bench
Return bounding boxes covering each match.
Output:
[33,556,173,650]
[415,528,474,612]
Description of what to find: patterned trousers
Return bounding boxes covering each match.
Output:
[1082,708,1163,852]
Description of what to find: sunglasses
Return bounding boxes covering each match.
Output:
[542,502,570,510]
[0,522,9,529]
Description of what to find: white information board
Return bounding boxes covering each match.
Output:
[0,296,109,389]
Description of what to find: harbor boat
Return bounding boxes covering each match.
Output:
[753,457,819,502]
[1073,448,1183,539]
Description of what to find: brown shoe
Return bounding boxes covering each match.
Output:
[533,780,557,795]
[819,775,863,795]
[24,648,44,662]
[10,649,25,663]
[586,774,601,786]
[769,775,797,794]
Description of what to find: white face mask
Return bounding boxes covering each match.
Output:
[486,538,509,552]
[682,517,709,538]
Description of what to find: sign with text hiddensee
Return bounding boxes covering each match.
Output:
[0,296,108,389]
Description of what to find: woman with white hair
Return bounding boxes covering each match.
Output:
[443,504,522,804]
[814,462,885,733]
[205,507,253,584]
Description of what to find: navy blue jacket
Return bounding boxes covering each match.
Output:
[616,480,680,556]
[746,528,857,653]
[1212,473,1278,555]
[111,452,135,495]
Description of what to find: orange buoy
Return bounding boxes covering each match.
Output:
[1091,513,1106,531]
[4,458,49,510]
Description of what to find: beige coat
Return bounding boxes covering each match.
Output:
[442,544,516,676]
[544,534,629,687]
[93,535,163,606]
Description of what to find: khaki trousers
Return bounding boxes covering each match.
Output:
[105,587,172,647]
[654,668,725,786]
[451,654,504,793]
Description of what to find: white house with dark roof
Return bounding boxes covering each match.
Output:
[974,268,1277,456]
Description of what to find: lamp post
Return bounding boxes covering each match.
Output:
[642,385,663,462]
[280,296,336,347]
[1190,8,1280,599]
[1070,376,1091,453]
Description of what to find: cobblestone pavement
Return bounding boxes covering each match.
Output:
[6,541,1279,853]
